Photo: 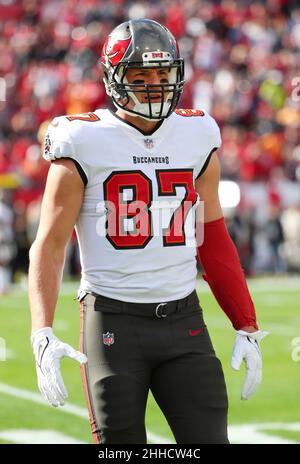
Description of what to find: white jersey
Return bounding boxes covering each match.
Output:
[44,108,221,303]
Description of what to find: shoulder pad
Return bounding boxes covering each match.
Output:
[43,116,74,161]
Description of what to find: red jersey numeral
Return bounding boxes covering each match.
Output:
[66,112,100,122]
[175,109,205,117]
[156,169,198,246]
[103,170,198,249]
[103,171,152,249]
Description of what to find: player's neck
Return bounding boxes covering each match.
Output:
[115,109,161,134]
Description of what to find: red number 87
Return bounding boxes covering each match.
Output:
[103,169,198,249]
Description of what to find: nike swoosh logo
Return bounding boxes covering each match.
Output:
[189,328,206,336]
[247,336,261,355]
[37,337,49,370]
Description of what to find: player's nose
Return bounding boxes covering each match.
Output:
[148,70,163,85]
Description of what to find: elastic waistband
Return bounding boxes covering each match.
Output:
[87,290,199,318]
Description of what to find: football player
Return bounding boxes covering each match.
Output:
[29,19,268,444]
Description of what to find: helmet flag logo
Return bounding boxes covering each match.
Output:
[101,36,131,67]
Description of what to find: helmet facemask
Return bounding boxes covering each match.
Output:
[101,19,185,120]
[104,59,184,121]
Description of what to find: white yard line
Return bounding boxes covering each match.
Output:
[229,423,300,444]
[0,383,299,444]
[146,431,174,444]
[0,429,86,444]
[0,382,88,419]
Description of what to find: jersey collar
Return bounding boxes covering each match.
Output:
[108,109,165,136]
[104,109,176,151]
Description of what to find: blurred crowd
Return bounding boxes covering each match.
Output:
[1,0,300,292]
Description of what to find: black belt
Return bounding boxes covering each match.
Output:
[90,290,199,318]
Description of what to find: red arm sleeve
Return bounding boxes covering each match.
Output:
[197,217,258,330]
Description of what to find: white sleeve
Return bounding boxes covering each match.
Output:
[206,113,222,151]
[43,117,88,185]
[43,117,74,161]
[195,113,222,179]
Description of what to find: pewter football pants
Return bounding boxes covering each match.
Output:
[79,291,229,444]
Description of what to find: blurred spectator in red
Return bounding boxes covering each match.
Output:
[1,0,300,279]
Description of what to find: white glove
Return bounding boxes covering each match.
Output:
[231,329,268,400]
[31,327,87,407]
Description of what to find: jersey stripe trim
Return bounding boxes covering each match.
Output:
[80,301,101,444]
[196,147,219,180]
[52,157,88,186]
[195,147,218,180]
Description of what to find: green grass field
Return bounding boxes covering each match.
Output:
[0,277,299,444]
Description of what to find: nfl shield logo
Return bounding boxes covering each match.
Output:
[144,138,154,149]
[103,332,114,346]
